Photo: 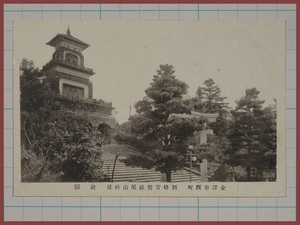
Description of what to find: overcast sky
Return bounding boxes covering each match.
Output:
[14,20,285,123]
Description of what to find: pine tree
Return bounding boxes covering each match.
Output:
[194,78,228,113]
[123,64,205,182]
[226,88,277,181]
[191,78,230,137]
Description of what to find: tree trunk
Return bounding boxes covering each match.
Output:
[165,171,172,182]
[246,166,251,181]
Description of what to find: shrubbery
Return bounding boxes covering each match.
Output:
[20,59,105,182]
[114,131,156,153]
[21,108,105,182]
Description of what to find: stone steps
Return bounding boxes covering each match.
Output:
[100,145,202,182]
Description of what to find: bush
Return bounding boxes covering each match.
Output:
[21,109,104,182]
[59,142,104,182]
[20,59,105,182]
[114,131,158,153]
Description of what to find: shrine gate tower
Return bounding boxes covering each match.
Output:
[42,27,116,143]
[42,26,94,99]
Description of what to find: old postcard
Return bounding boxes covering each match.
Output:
[14,20,285,197]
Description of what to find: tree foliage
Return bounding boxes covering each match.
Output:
[193,78,228,113]
[122,64,205,182]
[20,58,104,182]
[225,88,277,181]
[189,78,230,137]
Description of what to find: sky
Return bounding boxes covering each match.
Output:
[14,20,285,124]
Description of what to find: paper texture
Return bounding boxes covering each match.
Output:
[14,20,285,197]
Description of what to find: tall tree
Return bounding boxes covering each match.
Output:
[20,58,59,113]
[122,64,205,182]
[187,79,230,180]
[194,78,228,113]
[191,78,230,137]
[225,88,277,181]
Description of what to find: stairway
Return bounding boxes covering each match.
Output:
[101,144,201,182]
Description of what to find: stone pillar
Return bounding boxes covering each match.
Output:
[199,129,213,144]
[200,159,208,182]
[199,130,207,144]
[199,129,213,182]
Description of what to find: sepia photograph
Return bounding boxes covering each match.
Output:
[14,20,286,196]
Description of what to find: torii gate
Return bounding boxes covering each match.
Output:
[169,111,219,182]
